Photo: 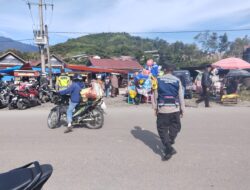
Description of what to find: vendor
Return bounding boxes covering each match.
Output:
[226,77,238,94]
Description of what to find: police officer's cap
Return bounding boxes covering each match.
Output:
[161,64,175,72]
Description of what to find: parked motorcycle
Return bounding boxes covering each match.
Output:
[8,85,19,110]
[0,161,53,190]
[39,86,57,103]
[48,95,104,129]
[8,83,41,110]
[0,84,10,108]
[49,89,60,103]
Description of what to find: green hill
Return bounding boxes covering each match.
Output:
[51,32,206,66]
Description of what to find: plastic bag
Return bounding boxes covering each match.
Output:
[80,88,97,102]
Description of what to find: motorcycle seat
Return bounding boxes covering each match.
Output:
[0,162,53,190]
[30,164,53,189]
[0,169,32,190]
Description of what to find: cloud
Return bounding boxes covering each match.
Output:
[1,0,250,42]
[49,0,250,32]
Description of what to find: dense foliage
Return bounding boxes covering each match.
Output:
[51,33,210,67]
[2,32,250,68]
[51,32,250,67]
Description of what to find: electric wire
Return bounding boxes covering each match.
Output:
[48,28,250,35]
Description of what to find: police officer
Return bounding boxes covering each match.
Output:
[152,64,185,161]
[56,73,71,91]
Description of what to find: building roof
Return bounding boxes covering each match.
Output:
[30,54,65,67]
[65,64,128,74]
[89,58,142,71]
[0,51,27,66]
[212,57,250,69]
[29,60,40,67]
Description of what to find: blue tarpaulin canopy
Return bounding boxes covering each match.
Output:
[1,76,14,81]
[64,68,72,72]
[0,65,22,73]
[32,67,72,74]
[32,67,61,74]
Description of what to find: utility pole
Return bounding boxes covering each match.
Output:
[28,0,54,75]
[45,24,53,87]
[38,0,46,74]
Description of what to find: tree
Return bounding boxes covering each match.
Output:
[227,36,250,58]
[194,31,210,52]
[207,32,218,53]
[218,33,230,53]
[194,32,219,53]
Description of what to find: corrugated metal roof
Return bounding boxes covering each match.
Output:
[89,58,142,71]
[66,64,128,74]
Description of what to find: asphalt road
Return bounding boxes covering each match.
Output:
[0,104,250,190]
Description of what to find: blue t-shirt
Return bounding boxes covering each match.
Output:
[59,82,85,103]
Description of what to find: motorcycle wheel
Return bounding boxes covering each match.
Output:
[40,95,47,103]
[47,110,59,129]
[8,103,14,110]
[85,109,104,129]
[42,96,48,103]
[17,100,28,110]
[0,102,4,109]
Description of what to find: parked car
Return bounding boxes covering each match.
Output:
[173,70,193,99]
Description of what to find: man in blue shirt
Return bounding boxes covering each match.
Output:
[59,74,85,133]
[152,64,185,161]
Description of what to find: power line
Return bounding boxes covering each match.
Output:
[48,0,54,26]
[1,28,249,43]
[43,0,54,27]
[27,0,37,30]
[49,28,250,35]
[132,28,250,34]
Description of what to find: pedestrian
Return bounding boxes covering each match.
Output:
[40,73,49,90]
[104,76,111,97]
[91,78,104,98]
[52,75,57,89]
[97,75,104,94]
[111,74,119,97]
[196,65,213,107]
[225,77,238,94]
[59,74,85,133]
[152,64,185,161]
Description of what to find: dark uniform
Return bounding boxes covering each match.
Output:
[153,73,185,160]
[196,69,212,107]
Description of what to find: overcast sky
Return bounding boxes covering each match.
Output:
[0,0,250,44]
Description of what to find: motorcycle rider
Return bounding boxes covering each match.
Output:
[59,74,85,133]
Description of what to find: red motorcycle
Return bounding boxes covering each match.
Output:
[14,82,41,110]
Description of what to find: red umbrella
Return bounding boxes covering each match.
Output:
[212,57,250,69]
